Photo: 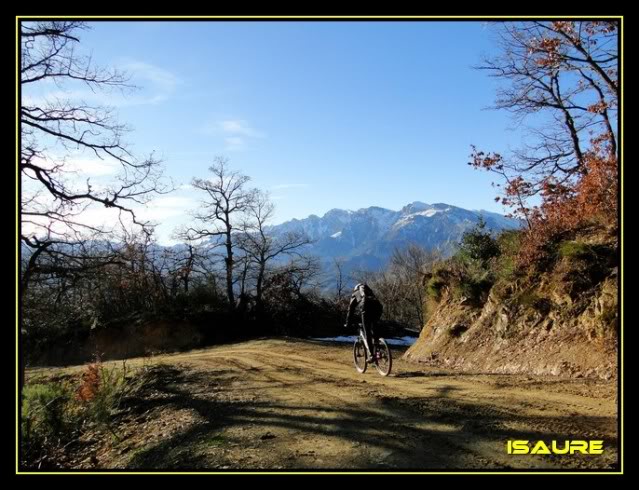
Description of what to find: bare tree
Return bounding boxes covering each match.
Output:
[390,245,441,327]
[332,258,347,301]
[273,256,323,298]
[171,227,225,289]
[185,158,254,309]
[350,245,440,329]
[171,242,205,295]
[20,22,171,290]
[20,21,170,395]
[237,190,311,312]
[473,21,618,206]
[390,244,439,279]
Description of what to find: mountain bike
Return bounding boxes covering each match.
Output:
[352,322,392,376]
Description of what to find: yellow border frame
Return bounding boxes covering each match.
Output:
[16,14,624,476]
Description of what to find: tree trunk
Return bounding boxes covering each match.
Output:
[225,232,235,309]
[256,262,265,304]
[184,244,193,294]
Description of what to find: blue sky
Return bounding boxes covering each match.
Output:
[28,21,530,244]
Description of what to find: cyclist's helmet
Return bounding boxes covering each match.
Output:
[354,283,373,296]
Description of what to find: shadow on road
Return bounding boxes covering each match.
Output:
[121,364,618,471]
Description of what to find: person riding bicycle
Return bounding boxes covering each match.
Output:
[344,283,383,362]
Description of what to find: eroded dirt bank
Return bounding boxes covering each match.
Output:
[27,338,619,471]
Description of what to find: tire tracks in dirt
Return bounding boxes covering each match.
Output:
[177,342,617,469]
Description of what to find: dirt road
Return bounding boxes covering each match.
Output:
[33,338,619,471]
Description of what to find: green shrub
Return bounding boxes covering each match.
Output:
[21,381,78,465]
[451,277,491,305]
[494,230,523,281]
[497,229,522,254]
[426,232,500,307]
[84,364,129,429]
[437,219,503,306]
[558,241,597,261]
[426,276,447,300]
[21,363,143,468]
[494,256,517,282]
[557,240,616,289]
[457,217,500,266]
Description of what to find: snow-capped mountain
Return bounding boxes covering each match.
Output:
[267,201,520,272]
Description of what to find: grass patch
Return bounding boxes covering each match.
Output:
[451,278,492,306]
[559,241,597,261]
[557,240,616,291]
[204,434,227,447]
[558,240,615,266]
[426,276,447,300]
[21,382,79,458]
[20,361,147,469]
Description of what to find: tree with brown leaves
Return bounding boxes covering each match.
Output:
[470,21,619,263]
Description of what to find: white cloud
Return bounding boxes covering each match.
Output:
[21,151,121,180]
[65,157,121,177]
[137,196,196,221]
[21,202,127,240]
[122,61,180,93]
[199,119,266,151]
[119,61,181,105]
[22,193,197,242]
[219,119,265,138]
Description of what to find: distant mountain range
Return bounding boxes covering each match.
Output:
[21,201,521,279]
[267,201,521,273]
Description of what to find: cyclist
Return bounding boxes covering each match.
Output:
[344,283,383,362]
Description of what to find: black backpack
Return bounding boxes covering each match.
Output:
[360,284,383,319]
[361,283,374,297]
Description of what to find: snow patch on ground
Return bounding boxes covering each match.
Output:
[312,335,417,346]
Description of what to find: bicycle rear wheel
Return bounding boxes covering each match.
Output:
[374,338,392,376]
[353,338,367,374]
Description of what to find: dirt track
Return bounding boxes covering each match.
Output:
[31,338,619,471]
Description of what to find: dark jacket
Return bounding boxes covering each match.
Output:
[345,283,383,327]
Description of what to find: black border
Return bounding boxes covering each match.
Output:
[15,13,624,477]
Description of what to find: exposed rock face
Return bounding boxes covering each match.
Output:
[404,258,618,380]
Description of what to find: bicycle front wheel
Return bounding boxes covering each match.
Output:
[374,338,392,377]
[353,338,367,374]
